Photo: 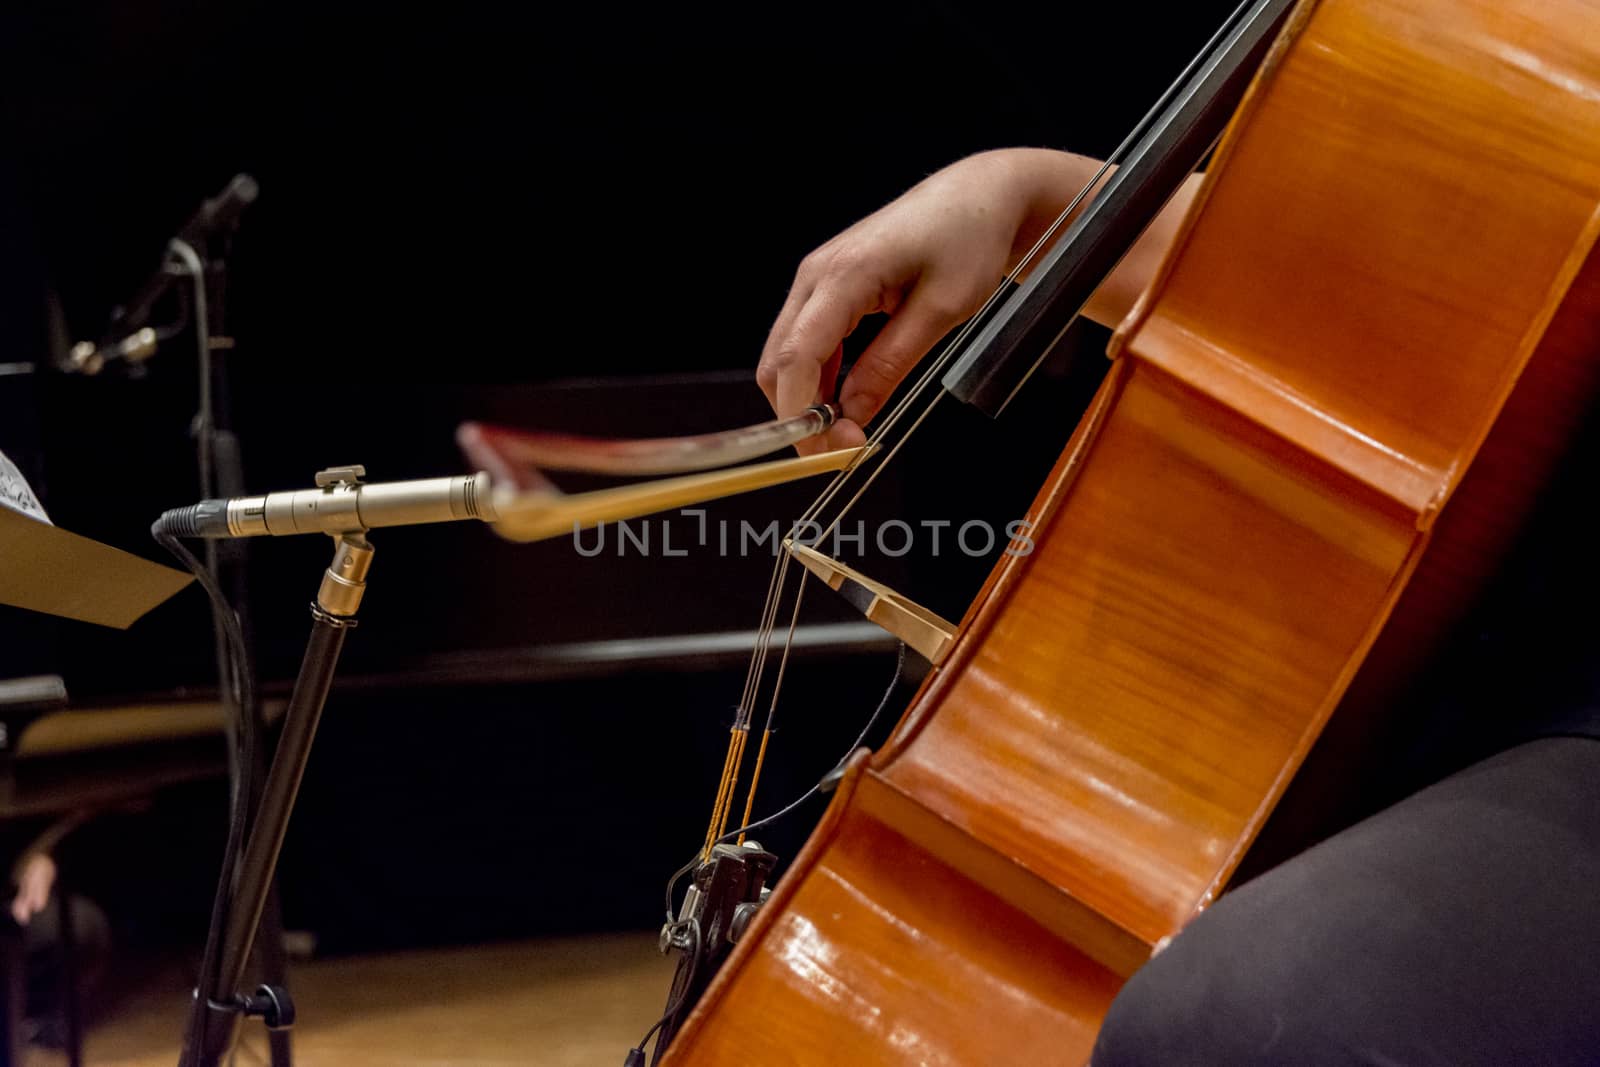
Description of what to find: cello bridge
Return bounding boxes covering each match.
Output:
[784,539,957,665]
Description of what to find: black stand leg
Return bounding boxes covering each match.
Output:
[56,891,81,1067]
[0,920,23,1067]
[246,672,294,1067]
[180,534,372,1067]
[169,230,296,1067]
[259,882,293,1067]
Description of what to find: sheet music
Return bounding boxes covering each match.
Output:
[0,447,51,525]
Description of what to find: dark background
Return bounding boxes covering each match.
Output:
[0,1,1238,955]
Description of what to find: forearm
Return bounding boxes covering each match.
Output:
[993,148,1201,329]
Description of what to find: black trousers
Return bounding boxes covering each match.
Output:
[1092,736,1600,1066]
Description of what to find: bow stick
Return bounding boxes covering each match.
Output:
[457,405,866,544]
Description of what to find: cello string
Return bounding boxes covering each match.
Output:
[666,641,908,931]
[713,728,749,844]
[734,727,774,849]
[721,165,1117,812]
[732,575,809,844]
[687,0,1257,925]
[776,0,1253,514]
[700,731,743,857]
[706,31,1212,838]
[705,501,811,848]
[727,153,1098,628]
[708,176,1103,837]
[777,153,1112,539]
[734,544,790,723]
[725,235,1046,717]
[724,640,905,851]
[717,567,808,846]
[746,153,1137,616]
[702,553,791,856]
[707,727,751,855]
[723,290,1001,819]
[703,530,806,854]
[715,525,820,847]
[727,387,951,820]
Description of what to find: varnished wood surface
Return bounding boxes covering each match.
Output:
[664,0,1600,1062]
[24,933,669,1067]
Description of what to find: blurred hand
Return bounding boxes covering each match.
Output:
[12,852,56,926]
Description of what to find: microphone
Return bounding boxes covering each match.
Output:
[175,173,260,250]
[66,327,158,376]
[65,174,261,375]
[114,173,260,336]
[156,466,498,539]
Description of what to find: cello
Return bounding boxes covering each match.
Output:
[644,0,1600,1060]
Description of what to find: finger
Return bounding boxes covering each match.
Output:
[838,283,976,427]
[756,285,811,414]
[13,882,40,924]
[773,283,874,420]
[818,343,844,404]
[823,418,867,451]
[775,345,848,457]
[764,284,880,455]
[11,897,26,926]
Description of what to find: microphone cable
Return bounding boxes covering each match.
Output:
[153,513,261,1063]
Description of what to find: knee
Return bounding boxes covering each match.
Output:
[1092,934,1232,1067]
[1091,901,1330,1066]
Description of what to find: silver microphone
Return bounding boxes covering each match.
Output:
[157,465,498,538]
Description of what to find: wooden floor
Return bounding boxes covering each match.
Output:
[26,932,671,1067]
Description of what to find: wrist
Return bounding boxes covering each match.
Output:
[969,149,1107,267]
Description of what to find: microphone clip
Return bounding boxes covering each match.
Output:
[313,465,367,491]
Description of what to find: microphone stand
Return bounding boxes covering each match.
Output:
[161,182,294,1067]
[181,520,375,1067]
[75,173,294,1067]
[54,170,295,1067]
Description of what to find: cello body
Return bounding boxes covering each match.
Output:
[664,0,1600,1060]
